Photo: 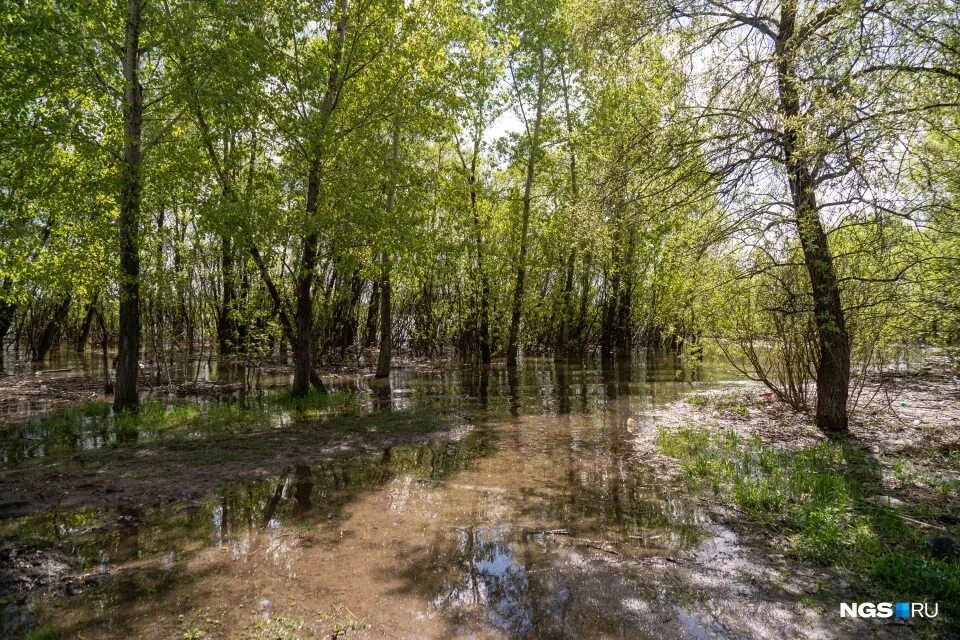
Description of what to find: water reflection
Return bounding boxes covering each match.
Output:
[1,354,735,466]
[2,354,775,639]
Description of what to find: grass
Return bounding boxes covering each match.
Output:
[657,426,960,629]
[1,390,359,460]
[265,389,356,415]
[246,614,307,640]
[685,392,751,417]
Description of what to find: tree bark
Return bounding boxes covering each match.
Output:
[506,51,546,368]
[76,292,99,352]
[114,0,144,412]
[364,278,380,348]
[375,253,392,378]
[32,295,72,362]
[468,142,492,365]
[217,234,240,356]
[292,158,321,397]
[556,62,578,361]
[291,0,347,396]
[375,122,401,379]
[776,1,850,432]
[0,299,15,362]
[96,308,113,394]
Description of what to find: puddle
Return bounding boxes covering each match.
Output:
[1,356,851,639]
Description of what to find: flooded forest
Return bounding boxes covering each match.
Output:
[2,0,960,638]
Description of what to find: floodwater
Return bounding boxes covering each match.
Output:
[1,356,837,639]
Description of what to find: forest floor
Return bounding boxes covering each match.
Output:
[646,357,960,636]
[1,357,959,638]
[0,404,464,518]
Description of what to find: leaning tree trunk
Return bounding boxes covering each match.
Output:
[115,0,144,412]
[32,295,72,362]
[76,292,99,352]
[776,4,850,433]
[506,51,546,368]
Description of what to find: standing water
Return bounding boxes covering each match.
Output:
[1,357,834,639]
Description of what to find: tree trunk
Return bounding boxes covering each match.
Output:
[291,0,347,396]
[364,278,380,348]
[468,144,492,365]
[96,308,113,394]
[557,251,576,360]
[218,234,239,356]
[292,159,321,397]
[556,62,578,361]
[375,253,392,378]
[375,122,401,379]
[32,295,72,362]
[574,251,592,346]
[76,292,99,352]
[0,299,15,362]
[114,0,143,412]
[506,51,546,368]
[776,3,850,433]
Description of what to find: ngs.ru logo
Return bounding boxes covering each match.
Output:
[840,602,939,619]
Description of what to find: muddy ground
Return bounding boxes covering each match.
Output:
[651,360,960,529]
[2,358,958,526]
[0,410,468,519]
[1,357,958,639]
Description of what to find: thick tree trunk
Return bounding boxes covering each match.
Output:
[32,295,72,362]
[291,159,321,397]
[76,292,99,352]
[114,0,143,412]
[506,52,546,368]
[776,4,850,433]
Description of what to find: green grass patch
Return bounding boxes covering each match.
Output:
[657,426,960,628]
[265,389,356,416]
[685,392,751,416]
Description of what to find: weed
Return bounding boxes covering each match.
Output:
[656,426,960,629]
[247,614,306,640]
